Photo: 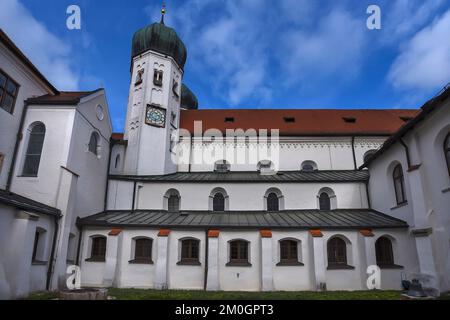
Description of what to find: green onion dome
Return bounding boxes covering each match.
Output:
[131,22,187,69]
[181,84,198,110]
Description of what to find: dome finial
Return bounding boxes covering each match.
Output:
[160,1,166,24]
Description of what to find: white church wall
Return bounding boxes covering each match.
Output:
[110,144,126,175]
[167,230,205,290]
[10,106,76,207]
[0,41,53,189]
[132,182,369,211]
[107,180,135,210]
[80,228,108,287]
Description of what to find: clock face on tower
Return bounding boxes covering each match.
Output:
[145,105,166,128]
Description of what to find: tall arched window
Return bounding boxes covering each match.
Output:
[88,132,99,155]
[327,237,347,267]
[89,236,106,261]
[319,192,331,210]
[393,164,407,205]
[267,193,279,211]
[213,193,225,211]
[133,238,153,262]
[22,122,45,176]
[375,236,394,266]
[168,194,180,212]
[444,133,450,177]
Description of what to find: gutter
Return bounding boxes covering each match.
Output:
[46,214,61,290]
[6,102,29,191]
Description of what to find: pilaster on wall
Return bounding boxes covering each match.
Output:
[359,229,375,289]
[310,229,326,291]
[103,228,123,287]
[206,230,220,291]
[154,229,170,289]
[260,230,273,291]
[412,228,439,293]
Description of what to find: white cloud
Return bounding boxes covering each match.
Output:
[388,9,450,92]
[0,0,79,90]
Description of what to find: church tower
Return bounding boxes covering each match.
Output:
[123,6,187,175]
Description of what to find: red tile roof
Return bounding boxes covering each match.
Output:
[26,89,102,105]
[180,109,419,136]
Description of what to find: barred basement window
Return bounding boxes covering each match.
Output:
[89,236,106,261]
[168,194,180,212]
[375,237,394,266]
[393,164,406,205]
[134,238,152,262]
[444,133,450,177]
[0,69,19,114]
[267,193,279,211]
[228,240,250,266]
[280,240,298,262]
[319,192,331,210]
[178,239,200,265]
[22,122,45,177]
[327,237,347,267]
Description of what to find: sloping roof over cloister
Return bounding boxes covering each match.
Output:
[0,189,61,217]
[109,170,369,183]
[78,209,407,229]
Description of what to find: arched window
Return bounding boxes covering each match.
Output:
[393,164,407,205]
[319,192,331,210]
[214,160,230,173]
[114,154,121,168]
[22,122,45,176]
[133,238,152,262]
[444,133,450,176]
[178,239,200,265]
[363,150,377,163]
[32,227,47,263]
[280,240,298,263]
[89,236,106,261]
[257,160,274,174]
[375,237,394,266]
[213,193,225,211]
[301,160,317,172]
[267,193,279,211]
[168,194,180,212]
[227,240,250,266]
[88,132,99,155]
[327,237,347,267]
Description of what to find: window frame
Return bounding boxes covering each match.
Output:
[375,236,403,269]
[213,192,225,212]
[327,237,353,269]
[88,132,100,156]
[266,192,279,211]
[319,192,331,210]
[0,68,20,114]
[177,238,201,265]
[226,240,251,267]
[393,164,407,205]
[86,235,107,262]
[277,239,304,266]
[168,194,180,212]
[21,122,46,177]
[129,237,153,264]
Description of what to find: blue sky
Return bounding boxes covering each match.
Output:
[1,0,450,132]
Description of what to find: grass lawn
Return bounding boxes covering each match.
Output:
[27,288,405,300]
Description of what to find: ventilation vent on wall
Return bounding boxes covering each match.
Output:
[284,117,296,123]
[342,117,356,123]
[224,117,235,123]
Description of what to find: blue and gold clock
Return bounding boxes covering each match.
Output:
[145,105,166,128]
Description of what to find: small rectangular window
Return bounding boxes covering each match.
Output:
[224,117,234,123]
[0,69,19,114]
[153,69,163,86]
[284,117,295,123]
[342,117,356,123]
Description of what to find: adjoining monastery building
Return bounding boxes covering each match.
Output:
[0,15,449,298]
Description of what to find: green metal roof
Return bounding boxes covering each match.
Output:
[131,22,187,69]
[181,84,198,110]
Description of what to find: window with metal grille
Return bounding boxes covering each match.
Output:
[168,194,180,212]
[134,238,152,261]
[88,132,99,155]
[90,236,106,260]
[327,237,347,266]
[319,192,331,210]
[229,240,249,263]
[280,240,298,262]
[180,239,199,263]
[213,193,225,211]
[267,193,279,211]
[393,164,406,205]
[22,123,45,176]
[444,133,450,177]
[0,69,19,114]
[375,237,394,266]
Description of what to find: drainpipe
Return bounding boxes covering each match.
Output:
[188,136,193,173]
[203,229,209,290]
[131,181,137,211]
[399,138,412,168]
[46,214,61,290]
[6,102,29,191]
[103,138,114,211]
[365,180,372,209]
[351,136,357,170]
[75,219,83,266]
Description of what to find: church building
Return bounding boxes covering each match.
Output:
[0,12,449,298]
